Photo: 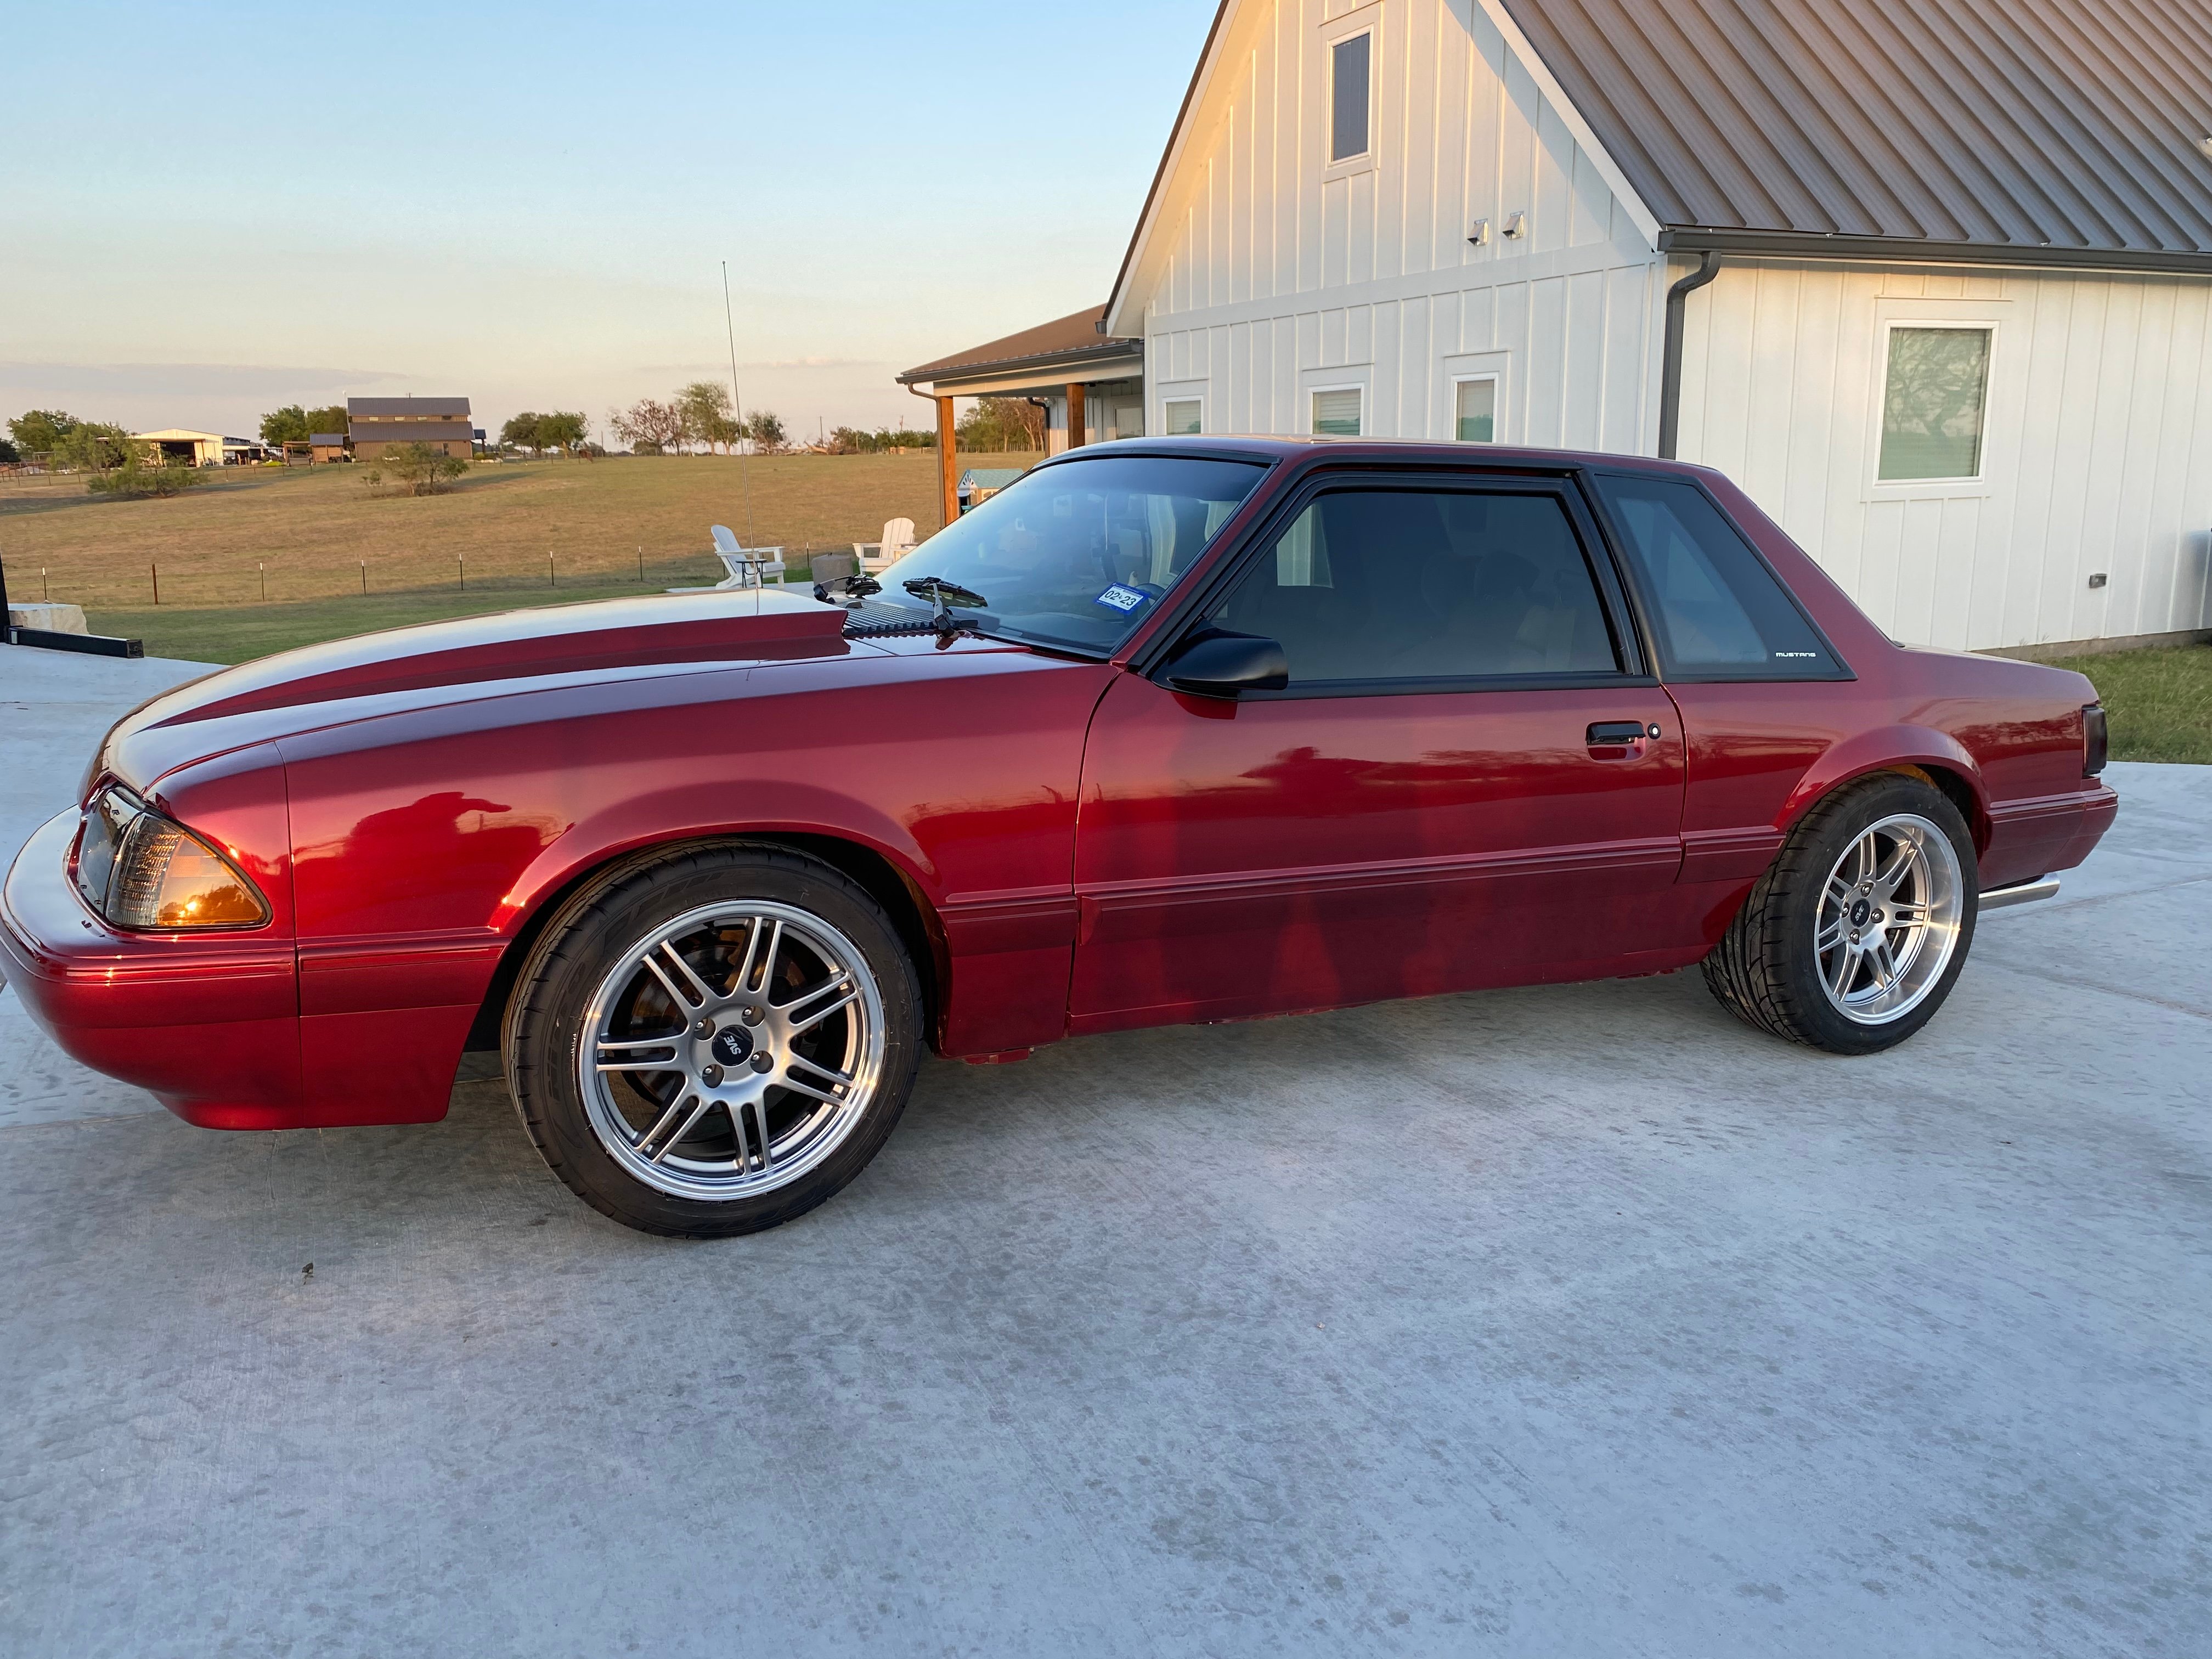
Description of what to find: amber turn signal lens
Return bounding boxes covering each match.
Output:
[74,786,270,930]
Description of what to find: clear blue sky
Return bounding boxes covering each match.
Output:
[0,1,1217,442]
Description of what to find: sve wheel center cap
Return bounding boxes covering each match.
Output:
[1848,898,1872,928]
[710,1026,754,1067]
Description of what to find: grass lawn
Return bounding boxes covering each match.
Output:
[3,449,1036,662]
[2052,644,2212,765]
[84,581,726,665]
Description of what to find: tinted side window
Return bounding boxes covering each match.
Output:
[1207,487,1620,685]
[1592,475,1838,678]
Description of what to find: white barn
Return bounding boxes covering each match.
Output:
[966,0,2212,658]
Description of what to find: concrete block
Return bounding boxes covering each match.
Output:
[6,602,88,635]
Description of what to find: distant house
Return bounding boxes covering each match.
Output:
[309,433,349,464]
[348,397,473,461]
[133,429,268,466]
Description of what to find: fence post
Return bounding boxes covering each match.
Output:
[151,562,160,606]
[458,556,466,592]
[257,562,264,602]
[359,560,366,596]
[548,552,555,588]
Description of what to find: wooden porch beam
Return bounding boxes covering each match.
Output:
[1065,382,1087,450]
[936,396,957,528]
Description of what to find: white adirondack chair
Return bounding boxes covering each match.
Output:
[854,517,917,573]
[671,524,786,591]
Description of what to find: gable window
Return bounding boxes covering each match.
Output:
[1311,388,1362,437]
[1454,377,1496,443]
[1878,325,1991,481]
[1163,398,1202,436]
[1330,33,1371,163]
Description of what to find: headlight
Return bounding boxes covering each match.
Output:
[74,785,270,930]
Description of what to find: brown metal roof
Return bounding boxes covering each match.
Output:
[348,397,471,417]
[1503,0,2212,262]
[898,306,1141,385]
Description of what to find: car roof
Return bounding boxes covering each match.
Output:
[1034,433,1713,479]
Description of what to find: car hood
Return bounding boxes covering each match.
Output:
[91,589,871,797]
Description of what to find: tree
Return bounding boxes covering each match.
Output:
[501,411,543,453]
[50,422,132,472]
[0,437,19,464]
[8,409,76,455]
[535,410,589,455]
[611,398,685,455]
[376,441,469,496]
[306,404,349,439]
[675,382,737,454]
[957,397,1046,453]
[86,451,207,498]
[743,409,789,454]
[259,405,310,446]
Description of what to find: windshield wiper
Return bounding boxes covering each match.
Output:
[901,575,990,637]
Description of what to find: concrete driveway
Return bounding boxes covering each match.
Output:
[2,646,2205,1657]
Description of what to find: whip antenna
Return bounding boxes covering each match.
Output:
[723,260,754,545]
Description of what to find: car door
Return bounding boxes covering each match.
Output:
[1069,473,1694,1034]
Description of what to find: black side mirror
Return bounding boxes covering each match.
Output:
[1163,631,1289,698]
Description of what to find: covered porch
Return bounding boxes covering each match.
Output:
[896,304,1144,526]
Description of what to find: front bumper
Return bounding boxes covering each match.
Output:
[1,808,302,1126]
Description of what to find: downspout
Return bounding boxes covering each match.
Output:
[1657,249,1720,460]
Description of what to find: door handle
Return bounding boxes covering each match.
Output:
[1586,721,1655,745]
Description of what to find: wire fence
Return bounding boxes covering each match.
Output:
[9,544,865,614]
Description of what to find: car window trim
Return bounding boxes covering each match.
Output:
[1134,466,1649,688]
[1236,671,1664,703]
[1575,466,1857,684]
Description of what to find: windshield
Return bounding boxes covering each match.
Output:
[873,453,1266,651]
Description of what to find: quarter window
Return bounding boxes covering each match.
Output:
[1591,474,1839,679]
[1206,487,1620,686]
[1454,377,1496,443]
[1878,326,1991,481]
[1163,398,1201,436]
[1330,33,1371,163]
[1311,388,1362,437]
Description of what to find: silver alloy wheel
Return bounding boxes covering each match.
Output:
[577,900,886,1201]
[1814,811,1966,1025]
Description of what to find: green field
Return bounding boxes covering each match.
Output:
[2,449,1035,661]
[2053,644,2212,765]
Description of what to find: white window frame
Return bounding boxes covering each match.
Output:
[1321,6,1380,182]
[1160,396,1205,437]
[1309,382,1365,438]
[1866,302,2008,502]
[1451,374,1501,444]
[1438,349,1510,444]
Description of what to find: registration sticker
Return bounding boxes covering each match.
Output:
[1094,584,1149,613]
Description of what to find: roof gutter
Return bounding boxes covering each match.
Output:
[896,341,1142,390]
[1658,227,2212,278]
[1657,251,1720,461]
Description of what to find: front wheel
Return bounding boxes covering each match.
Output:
[1702,772,1977,1054]
[505,844,924,1236]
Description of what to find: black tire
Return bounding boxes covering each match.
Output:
[1702,771,1978,1055]
[504,843,924,1237]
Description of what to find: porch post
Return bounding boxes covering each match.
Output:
[1065,382,1087,450]
[936,396,957,528]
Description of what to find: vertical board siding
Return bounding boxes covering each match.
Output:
[1138,0,1662,450]
[1680,262,2212,651]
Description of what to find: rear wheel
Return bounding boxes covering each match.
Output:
[506,845,923,1236]
[1702,772,1977,1054]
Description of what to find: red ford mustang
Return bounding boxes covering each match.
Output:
[2,438,2116,1235]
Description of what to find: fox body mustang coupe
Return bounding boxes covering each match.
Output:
[4,439,2115,1234]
